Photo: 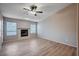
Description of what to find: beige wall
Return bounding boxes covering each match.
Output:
[0,12,3,49]
[78,3,79,56]
[3,17,36,41]
[38,4,77,47]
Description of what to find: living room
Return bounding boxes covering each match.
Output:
[0,3,78,56]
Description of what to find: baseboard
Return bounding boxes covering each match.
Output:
[38,36,77,48]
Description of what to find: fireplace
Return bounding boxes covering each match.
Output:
[21,29,28,37]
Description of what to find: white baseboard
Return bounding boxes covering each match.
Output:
[38,36,77,48]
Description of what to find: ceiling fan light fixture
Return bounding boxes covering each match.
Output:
[29,11,36,14]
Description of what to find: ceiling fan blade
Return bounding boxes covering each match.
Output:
[36,11,43,13]
[30,5,37,11]
[23,8,30,11]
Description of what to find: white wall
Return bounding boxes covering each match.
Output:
[0,12,3,49]
[38,4,77,47]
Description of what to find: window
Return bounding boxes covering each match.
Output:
[7,22,17,36]
[30,24,36,33]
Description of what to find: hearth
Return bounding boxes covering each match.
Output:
[21,29,28,37]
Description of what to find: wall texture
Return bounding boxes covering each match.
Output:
[78,3,79,56]
[3,17,36,42]
[0,12,3,49]
[38,4,77,47]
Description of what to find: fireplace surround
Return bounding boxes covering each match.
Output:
[18,28,30,40]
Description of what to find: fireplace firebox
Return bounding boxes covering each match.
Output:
[21,29,28,37]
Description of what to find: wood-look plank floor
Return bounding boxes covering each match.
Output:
[0,38,77,56]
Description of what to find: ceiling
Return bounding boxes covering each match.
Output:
[0,3,70,22]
